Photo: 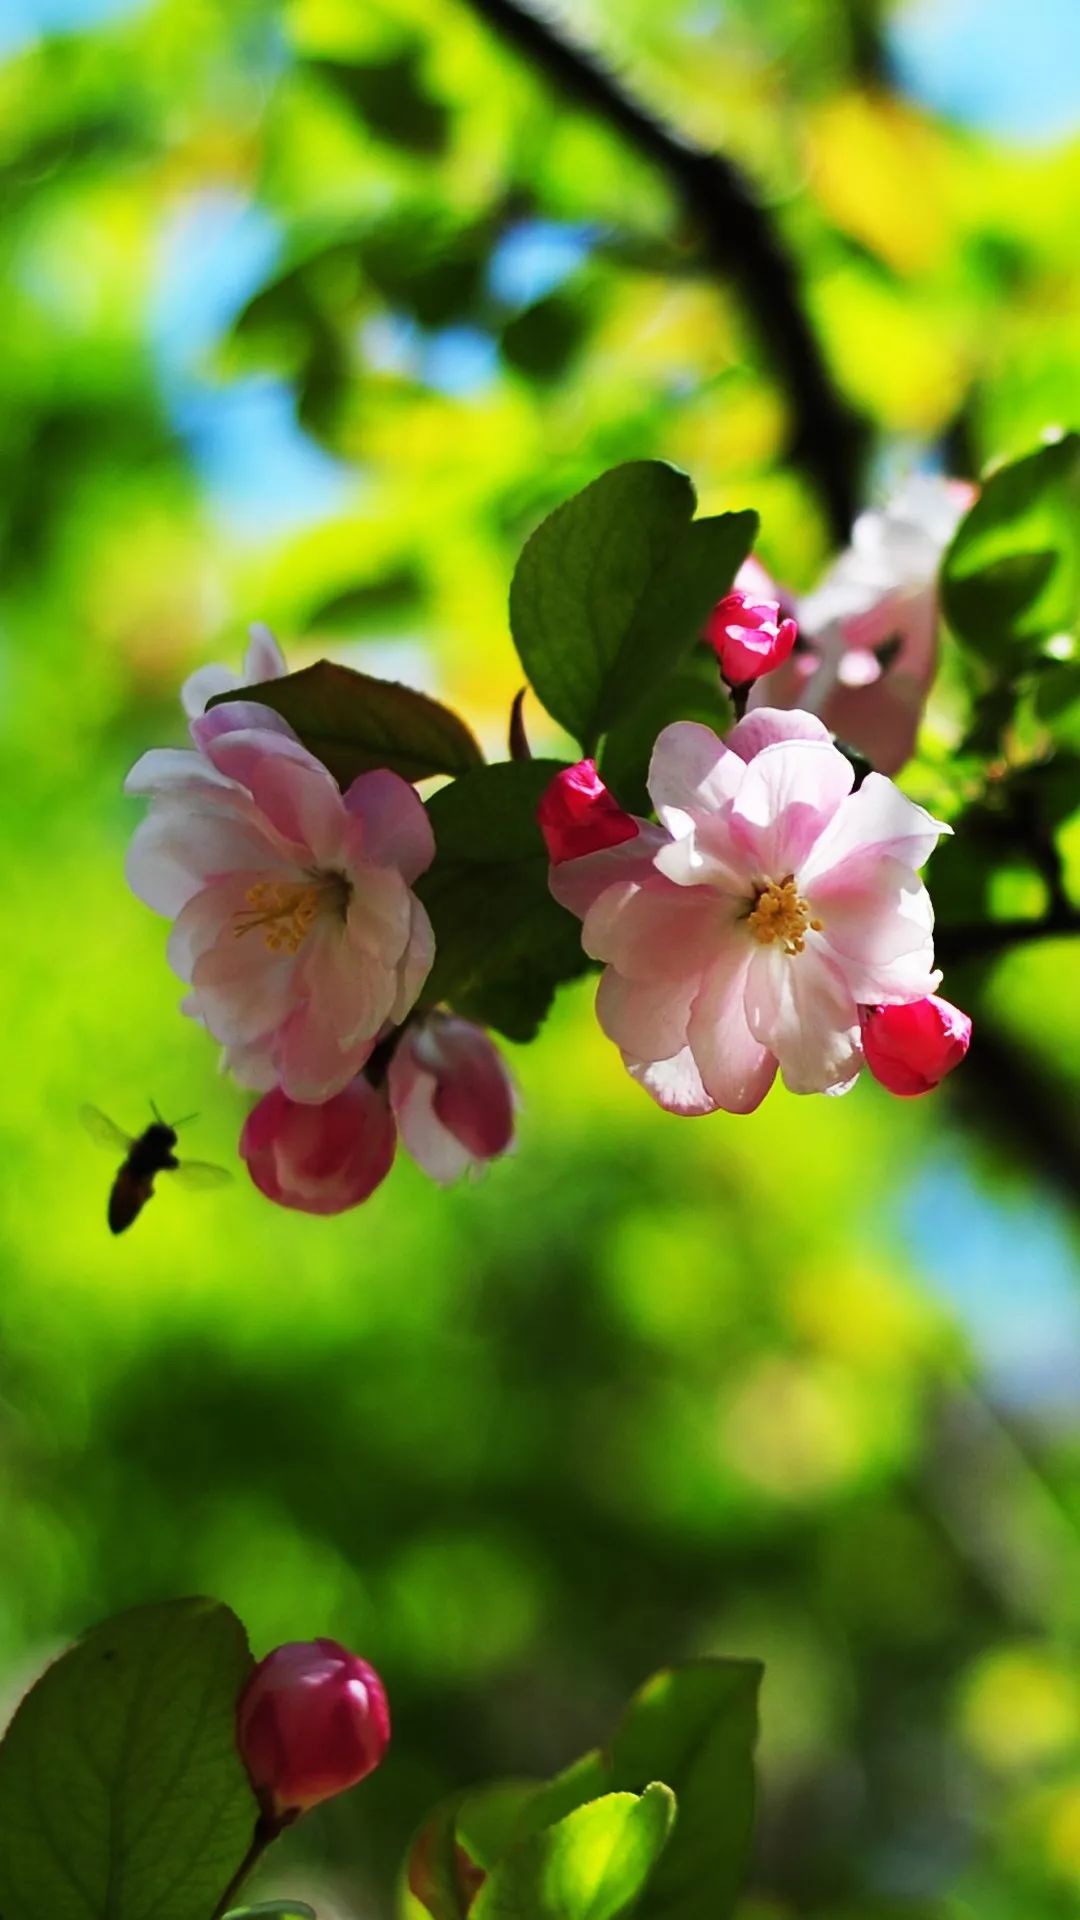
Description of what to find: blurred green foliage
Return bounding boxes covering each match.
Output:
[1,2,1080,1918]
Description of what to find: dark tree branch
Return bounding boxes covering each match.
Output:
[460,0,866,544]
[937,910,1080,968]
[949,1014,1080,1206]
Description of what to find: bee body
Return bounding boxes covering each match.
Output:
[82,1106,229,1234]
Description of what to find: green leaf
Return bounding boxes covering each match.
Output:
[471,1786,676,1920]
[403,1795,474,1920]
[942,434,1080,664]
[210,662,484,787]
[509,461,756,750]
[507,1752,611,1847]
[608,1661,761,1920]
[599,648,734,815]
[414,760,589,1041]
[457,1783,549,1872]
[0,1597,258,1920]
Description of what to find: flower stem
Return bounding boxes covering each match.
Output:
[209,1812,285,1920]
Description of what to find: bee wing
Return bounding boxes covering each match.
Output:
[80,1104,132,1153]
[173,1159,233,1189]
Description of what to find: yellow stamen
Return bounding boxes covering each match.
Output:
[746,876,823,956]
[232,875,349,955]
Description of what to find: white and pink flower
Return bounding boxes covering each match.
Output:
[181,621,287,719]
[389,1014,515,1184]
[750,476,975,774]
[125,704,435,1101]
[545,709,949,1115]
[240,1078,396,1213]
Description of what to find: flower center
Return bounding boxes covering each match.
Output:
[746,876,822,956]
[232,873,350,955]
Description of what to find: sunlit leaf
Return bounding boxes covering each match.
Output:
[470,1786,676,1920]
[943,434,1080,664]
[509,461,756,751]
[0,1599,257,1920]
[607,1660,761,1920]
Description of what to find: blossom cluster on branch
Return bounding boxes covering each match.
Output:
[125,449,1078,1217]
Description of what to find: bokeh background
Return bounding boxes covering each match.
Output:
[3,0,1080,1915]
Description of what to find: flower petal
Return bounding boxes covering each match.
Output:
[198,723,344,860]
[343,770,435,884]
[191,700,299,750]
[387,897,435,1024]
[244,622,288,683]
[744,944,861,1095]
[124,747,236,798]
[812,857,940,1001]
[624,1046,719,1116]
[646,722,744,833]
[582,879,726,981]
[125,803,284,916]
[548,824,666,919]
[180,664,240,720]
[595,969,695,1060]
[725,706,832,762]
[730,740,854,879]
[799,771,947,887]
[685,938,777,1114]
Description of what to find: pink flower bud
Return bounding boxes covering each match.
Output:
[239,1079,395,1214]
[389,1014,515,1184]
[537,760,638,864]
[861,995,972,1096]
[704,590,798,687]
[236,1639,390,1819]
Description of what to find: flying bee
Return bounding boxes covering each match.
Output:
[80,1103,232,1233]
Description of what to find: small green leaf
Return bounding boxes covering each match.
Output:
[943,434,1080,664]
[510,461,756,750]
[210,662,484,787]
[608,1661,761,1920]
[599,648,734,815]
[414,760,589,1041]
[471,1786,676,1920]
[0,1598,258,1920]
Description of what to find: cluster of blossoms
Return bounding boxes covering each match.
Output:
[124,475,971,1211]
[125,634,515,1213]
[539,475,973,1115]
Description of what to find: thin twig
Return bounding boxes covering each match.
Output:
[460,0,865,543]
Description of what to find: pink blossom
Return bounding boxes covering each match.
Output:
[548,708,948,1114]
[704,589,797,687]
[236,1639,390,1819]
[125,705,435,1101]
[389,1014,515,1183]
[181,621,287,718]
[537,760,638,864]
[751,477,975,774]
[861,994,971,1096]
[240,1078,396,1213]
